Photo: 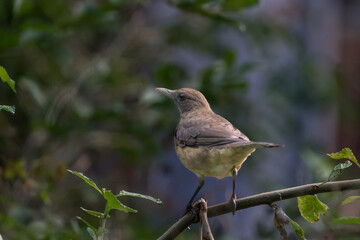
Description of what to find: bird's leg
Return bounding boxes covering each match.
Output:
[230,168,237,215]
[185,176,205,214]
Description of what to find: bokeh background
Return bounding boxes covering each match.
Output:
[1,0,360,239]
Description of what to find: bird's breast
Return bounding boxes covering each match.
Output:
[174,144,255,179]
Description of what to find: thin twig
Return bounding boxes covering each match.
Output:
[198,199,214,240]
[198,199,202,240]
[199,215,203,240]
[157,178,360,240]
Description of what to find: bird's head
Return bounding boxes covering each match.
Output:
[156,88,211,114]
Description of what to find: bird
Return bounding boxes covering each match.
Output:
[156,87,283,214]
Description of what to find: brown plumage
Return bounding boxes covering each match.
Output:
[156,87,283,214]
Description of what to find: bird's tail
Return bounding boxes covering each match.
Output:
[223,141,284,149]
[250,141,284,148]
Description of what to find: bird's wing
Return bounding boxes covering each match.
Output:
[218,141,283,149]
[175,113,249,147]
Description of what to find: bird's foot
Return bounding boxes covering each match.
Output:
[182,203,196,217]
[230,193,237,215]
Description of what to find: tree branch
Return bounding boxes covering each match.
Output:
[158,178,360,240]
[198,198,214,240]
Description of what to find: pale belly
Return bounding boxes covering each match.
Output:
[175,145,255,179]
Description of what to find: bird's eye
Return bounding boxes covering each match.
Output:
[179,93,185,101]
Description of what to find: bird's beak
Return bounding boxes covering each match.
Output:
[155,88,174,99]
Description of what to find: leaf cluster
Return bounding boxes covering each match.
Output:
[270,148,360,239]
[68,170,163,240]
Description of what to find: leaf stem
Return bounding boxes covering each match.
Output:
[97,204,109,240]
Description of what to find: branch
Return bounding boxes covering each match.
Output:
[158,178,360,240]
[197,198,214,240]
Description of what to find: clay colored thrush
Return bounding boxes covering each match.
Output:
[156,87,282,214]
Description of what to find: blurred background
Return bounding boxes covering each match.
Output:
[1,0,360,239]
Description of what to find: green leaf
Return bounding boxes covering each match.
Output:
[333,161,352,171]
[76,216,97,235]
[327,148,360,168]
[326,160,352,181]
[222,0,259,11]
[298,195,328,223]
[333,217,360,225]
[341,196,360,206]
[104,190,137,214]
[80,207,105,218]
[87,227,97,240]
[67,170,102,195]
[0,105,15,114]
[289,220,305,239]
[0,66,16,93]
[116,190,163,206]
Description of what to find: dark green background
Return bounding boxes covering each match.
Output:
[1,0,360,239]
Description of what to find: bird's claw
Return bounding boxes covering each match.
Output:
[182,203,196,217]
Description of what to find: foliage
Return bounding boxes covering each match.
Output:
[68,170,162,240]
[116,190,163,205]
[334,195,360,225]
[297,195,328,223]
[317,160,353,187]
[326,148,360,227]
[0,105,15,114]
[289,221,305,239]
[0,66,16,93]
[341,196,360,205]
[0,65,15,114]
[333,217,360,225]
[296,148,359,229]
[0,0,359,239]
[269,148,359,239]
[272,204,305,239]
[68,170,102,195]
[327,148,360,168]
